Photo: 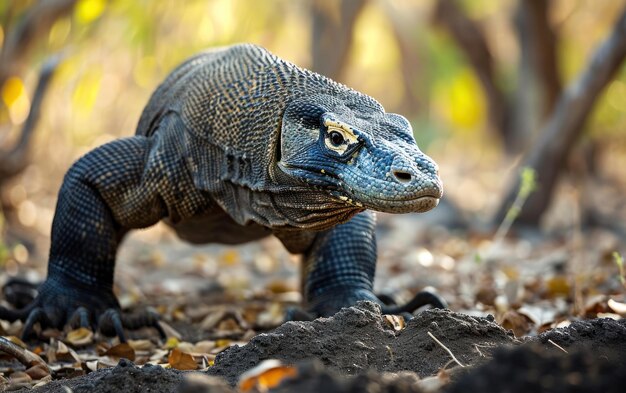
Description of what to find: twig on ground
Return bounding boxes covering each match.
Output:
[427,331,465,367]
[473,344,486,357]
[547,339,568,354]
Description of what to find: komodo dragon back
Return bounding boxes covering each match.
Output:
[135,44,382,193]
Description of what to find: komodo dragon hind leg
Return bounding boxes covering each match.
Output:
[0,136,169,342]
[300,211,446,320]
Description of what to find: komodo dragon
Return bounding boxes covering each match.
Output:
[0,44,444,341]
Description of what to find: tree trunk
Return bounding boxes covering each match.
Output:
[311,0,366,81]
[494,8,626,226]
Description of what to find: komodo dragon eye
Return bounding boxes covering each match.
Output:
[322,118,360,156]
[329,131,345,147]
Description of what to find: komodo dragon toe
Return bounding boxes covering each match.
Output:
[0,277,164,342]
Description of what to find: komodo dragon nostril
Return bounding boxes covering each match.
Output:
[392,170,412,183]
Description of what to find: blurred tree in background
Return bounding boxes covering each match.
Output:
[1,0,626,269]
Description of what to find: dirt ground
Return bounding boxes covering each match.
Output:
[16,303,626,393]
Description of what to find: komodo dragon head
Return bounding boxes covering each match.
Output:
[277,95,443,214]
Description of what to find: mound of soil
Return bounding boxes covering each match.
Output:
[31,359,184,393]
[534,317,626,357]
[207,302,517,385]
[445,344,626,393]
[26,303,626,393]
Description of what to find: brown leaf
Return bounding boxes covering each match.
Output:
[546,276,570,297]
[9,371,31,384]
[55,340,81,363]
[104,343,136,361]
[66,327,94,347]
[238,359,297,392]
[32,375,52,388]
[217,317,242,332]
[159,320,183,340]
[384,314,406,331]
[608,298,626,316]
[96,342,111,356]
[149,349,170,362]
[191,340,216,354]
[128,339,155,352]
[200,310,227,330]
[499,310,532,337]
[86,360,99,372]
[168,348,197,371]
[25,364,50,380]
[5,336,27,348]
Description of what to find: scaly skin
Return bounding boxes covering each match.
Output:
[0,44,443,341]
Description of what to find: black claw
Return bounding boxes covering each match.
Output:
[69,306,91,329]
[21,307,47,340]
[146,311,167,339]
[99,309,127,343]
[152,319,167,339]
[381,290,448,315]
[284,306,316,321]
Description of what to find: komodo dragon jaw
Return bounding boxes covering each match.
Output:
[277,99,443,214]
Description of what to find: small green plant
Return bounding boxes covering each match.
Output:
[503,167,537,225]
[481,167,537,261]
[614,251,625,288]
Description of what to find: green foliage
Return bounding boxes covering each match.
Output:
[504,167,537,223]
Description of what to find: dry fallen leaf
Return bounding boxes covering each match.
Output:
[149,349,169,362]
[608,298,626,316]
[9,371,31,384]
[517,304,557,327]
[191,340,216,354]
[25,364,50,380]
[128,339,155,352]
[220,249,240,266]
[546,276,570,298]
[32,375,52,388]
[216,338,231,346]
[384,314,406,331]
[238,359,298,392]
[104,343,136,361]
[499,310,532,337]
[168,348,197,371]
[165,337,180,349]
[200,309,228,330]
[5,336,27,348]
[596,312,622,320]
[66,327,94,347]
[86,360,99,372]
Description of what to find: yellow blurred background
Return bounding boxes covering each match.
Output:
[1,0,626,267]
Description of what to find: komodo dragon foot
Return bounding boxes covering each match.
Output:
[287,288,447,321]
[0,277,165,342]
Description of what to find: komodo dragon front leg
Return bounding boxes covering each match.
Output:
[0,136,168,341]
[297,211,446,320]
[302,211,380,317]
